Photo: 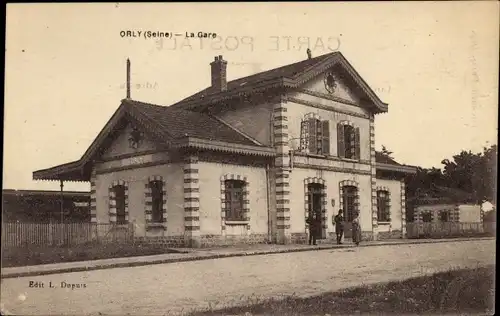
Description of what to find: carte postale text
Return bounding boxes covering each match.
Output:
[29,281,87,289]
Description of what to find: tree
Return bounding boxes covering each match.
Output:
[404,144,497,222]
[481,144,497,204]
[440,145,497,203]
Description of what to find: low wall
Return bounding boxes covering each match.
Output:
[134,234,270,248]
[378,230,403,240]
[406,222,489,239]
[291,231,375,244]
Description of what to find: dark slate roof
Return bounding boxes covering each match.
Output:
[124,99,260,146]
[171,52,337,107]
[375,152,401,165]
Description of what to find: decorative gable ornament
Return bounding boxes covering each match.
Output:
[324,72,337,94]
[128,126,144,149]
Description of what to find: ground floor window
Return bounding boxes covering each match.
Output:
[439,211,450,222]
[150,180,164,223]
[422,211,432,223]
[377,190,391,222]
[224,180,246,221]
[113,185,127,224]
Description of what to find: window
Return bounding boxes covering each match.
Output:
[224,180,246,221]
[342,185,358,222]
[150,180,164,223]
[337,123,360,159]
[299,114,330,155]
[422,212,432,223]
[439,211,449,222]
[377,190,391,222]
[113,185,127,224]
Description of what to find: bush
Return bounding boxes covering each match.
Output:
[1,243,175,267]
[189,266,495,315]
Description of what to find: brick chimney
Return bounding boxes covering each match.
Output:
[210,55,227,91]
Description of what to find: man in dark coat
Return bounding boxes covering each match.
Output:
[334,209,344,244]
[306,213,319,245]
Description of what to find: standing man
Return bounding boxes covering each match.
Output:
[334,209,344,244]
[306,213,319,245]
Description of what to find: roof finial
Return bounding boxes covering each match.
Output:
[306,48,312,60]
[126,58,131,99]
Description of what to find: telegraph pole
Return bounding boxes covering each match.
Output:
[60,180,64,223]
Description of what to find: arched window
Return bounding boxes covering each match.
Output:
[113,185,127,224]
[337,122,360,159]
[422,211,432,223]
[150,180,164,223]
[145,176,167,227]
[342,185,359,222]
[224,179,246,221]
[439,210,450,222]
[299,113,330,155]
[377,190,391,222]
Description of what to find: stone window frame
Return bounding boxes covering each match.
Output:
[376,186,391,224]
[299,112,330,155]
[220,174,250,231]
[339,180,360,222]
[421,211,433,223]
[439,210,450,222]
[109,180,129,224]
[145,175,168,230]
[337,120,361,160]
[303,177,328,234]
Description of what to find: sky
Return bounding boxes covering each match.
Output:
[4,2,499,192]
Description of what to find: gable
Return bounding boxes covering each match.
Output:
[171,51,387,114]
[100,120,161,160]
[301,68,361,104]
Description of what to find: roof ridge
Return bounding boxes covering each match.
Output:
[171,51,339,107]
[224,51,337,85]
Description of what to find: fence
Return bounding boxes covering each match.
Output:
[406,222,494,239]
[1,222,135,248]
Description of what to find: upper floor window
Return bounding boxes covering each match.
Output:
[337,122,360,160]
[150,180,164,223]
[377,190,391,222]
[224,180,246,221]
[299,113,330,155]
[113,185,127,224]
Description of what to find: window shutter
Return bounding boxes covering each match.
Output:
[316,120,323,154]
[300,120,309,151]
[321,120,330,155]
[376,193,382,221]
[224,186,231,220]
[386,192,391,221]
[337,123,345,158]
[308,118,317,154]
[354,188,360,214]
[354,127,361,159]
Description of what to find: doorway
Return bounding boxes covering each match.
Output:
[307,183,326,239]
[342,185,358,238]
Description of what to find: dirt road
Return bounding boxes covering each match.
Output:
[1,239,494,315]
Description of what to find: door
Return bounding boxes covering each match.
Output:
[342,185,358,238]
[308,183,325,239]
